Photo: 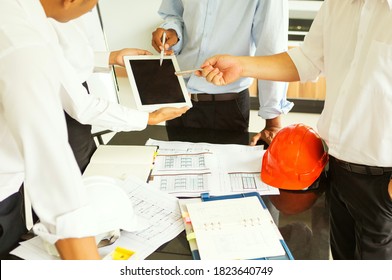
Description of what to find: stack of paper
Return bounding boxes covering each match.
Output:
[146,139,278,197]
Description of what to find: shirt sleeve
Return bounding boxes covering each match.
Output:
[93,51,111,73]
[158,0,184,55]
[287,2,325,82]
[253,0,293,119]
[58,52,149,132]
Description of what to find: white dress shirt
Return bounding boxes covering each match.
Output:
[288,0,392,167]
[49,16,112,83]
[0,0,146,242]
[159,0,293,119]
[47,19,148,131]
[50,19,95,84]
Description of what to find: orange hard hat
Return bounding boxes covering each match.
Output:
[261,123,328,190]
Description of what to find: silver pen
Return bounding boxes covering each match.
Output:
[174,68,203,76]
[160,32,166,66]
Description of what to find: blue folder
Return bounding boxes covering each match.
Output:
[184,192,294,260]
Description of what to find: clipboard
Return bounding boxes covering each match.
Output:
[179,192,294,260]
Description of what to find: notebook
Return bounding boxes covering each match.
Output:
[83,145,158,182]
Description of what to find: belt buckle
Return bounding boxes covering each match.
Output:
[345,162,352,172]
[191,94,198,102]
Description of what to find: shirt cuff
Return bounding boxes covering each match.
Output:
[121,110,148,132]
[258,100,294,120]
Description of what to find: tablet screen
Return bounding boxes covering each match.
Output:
[128,59,186,105]
[123,55,192,112]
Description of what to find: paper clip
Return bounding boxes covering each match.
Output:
[112,246,135,260]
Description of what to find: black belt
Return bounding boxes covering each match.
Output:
[331,156,392,176]
[190,92,240,102]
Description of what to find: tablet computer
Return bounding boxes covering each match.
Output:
[123,55,192,112]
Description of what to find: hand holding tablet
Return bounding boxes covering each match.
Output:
[123,55,193,112]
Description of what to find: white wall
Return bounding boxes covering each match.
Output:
[98,1,323,51]
[98,0,163,53]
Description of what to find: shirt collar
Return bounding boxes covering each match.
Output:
[351,0,392,10]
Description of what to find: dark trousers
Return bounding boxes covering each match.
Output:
[166,89,250,132]
[65,82,97,173]
[0,188,27,258]
[65,113,97,173]
[327,157,392,259]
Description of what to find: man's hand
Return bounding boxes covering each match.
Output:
[109,48,152,67]
[151,28,178,55]
[197,55,243,86]
[250,116,282,146]
[148,106,189,125]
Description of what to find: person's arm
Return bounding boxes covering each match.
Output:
[58,50,188,131]
[148,106,189,125]
[199,0,328,87]
[56,237,100,260]
[109,48,153,67]
[199,52,300,86]
[251,0,292,145]
[250,116,282,146]
[93,48,153,72]
[152,0,184,54]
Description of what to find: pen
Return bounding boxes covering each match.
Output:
[174,68,203,76]
[160,32,166,66]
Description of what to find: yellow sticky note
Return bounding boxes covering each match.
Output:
[112,246,135,260]
[186,232,196,241]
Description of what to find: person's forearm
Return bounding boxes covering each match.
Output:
[109,50,120,66]
[56,236,100,260]
[265,115,282,128]
[240,52,300,82]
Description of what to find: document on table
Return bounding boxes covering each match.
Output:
[186,196,286,260]
[146,139,279,197]
[11,176,184,260]
[83,145,157,182]
[99,176,184,260]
